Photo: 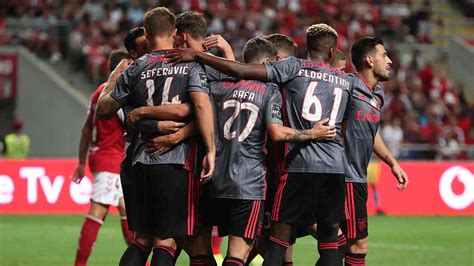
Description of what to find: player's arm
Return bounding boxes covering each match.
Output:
[144,121,197,155]
[126,103,193,127]
[166,48,268,81]
[190,91,215,181]
[267,118,336,142]
[374,130,409,190]
[96,59,131,120]
[203,34,236,60]
[135,119,186,135]
[70,110,94,184]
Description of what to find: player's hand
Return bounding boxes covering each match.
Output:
[144,134,178,155]
[391,163,409,191]
[200,151,215,183]
[310,118,336,141]
[165,48,198,64]
[204,34,232,53]
[126,108,143,128]
[157,121,186,134]
[71,164,85,184]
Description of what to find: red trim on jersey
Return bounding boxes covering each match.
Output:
[272,172,288,221]
[355,72,374,92]
[225,259,244,266]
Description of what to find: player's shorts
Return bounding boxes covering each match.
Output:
[271,172,345,225]
[340,182,368,240]
[128,163,201,238]
[91,171,123,206]
[204,198,264,241]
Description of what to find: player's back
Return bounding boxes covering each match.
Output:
[88,83,125,173]
[209,77,282,200]
[111,50,208,167]
[265,56,351,174]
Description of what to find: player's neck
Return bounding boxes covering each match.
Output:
[358,69,378,91]
[149,37,174,51]
[307,52,330,64]
[186,38,205,52]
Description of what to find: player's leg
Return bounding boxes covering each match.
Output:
[118,196,133,244]
[315,173,345,266]
[283,245,294,266]
[223,199,263,265]
[343,183,369,266]
[264,173,309,266]
[74,201,109,266]
[119,164,154,266]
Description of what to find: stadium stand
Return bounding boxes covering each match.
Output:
[0,0,473,160]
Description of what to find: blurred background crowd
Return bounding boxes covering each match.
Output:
[1,0,473,160]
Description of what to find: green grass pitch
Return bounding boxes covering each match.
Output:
[0,215,472,265]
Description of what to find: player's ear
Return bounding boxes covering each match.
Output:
[366,54,375,68]
[329,47,335,62]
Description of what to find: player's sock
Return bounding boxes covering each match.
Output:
[74,215,103,266]
[190,255,217,266]
[283,261,294,266]
[263,236,289,266]
[316,224,339,266]
[337,234,347,258]
[120,216,133,244]
[173,246,183,264]
[119,240,152,266]
[345,253,366,266]
[151,245,175,266]
[223,256,245,266]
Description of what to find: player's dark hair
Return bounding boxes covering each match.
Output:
[264,33,298,57]
[109,50,131,72]
[306,24,338,56]
[176,11,207,39]
[143,7,176,37]
[124,27,145,53]
[351,36,384,71]
[242,37,277,64]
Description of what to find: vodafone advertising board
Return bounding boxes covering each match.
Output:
[0,159,473,215]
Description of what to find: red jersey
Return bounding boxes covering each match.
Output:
[88,83,125,174]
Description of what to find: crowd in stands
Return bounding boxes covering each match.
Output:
[1,0,472,160]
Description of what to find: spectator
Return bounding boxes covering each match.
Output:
[1,119,30,159]
[381,116,404,158]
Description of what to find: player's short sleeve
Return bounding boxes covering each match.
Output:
[136,119,158,134]
[264,56,302,84]
[188,63,210,94]
[264,84,283,125]
[205,65,225,82]
[110,66,133,104]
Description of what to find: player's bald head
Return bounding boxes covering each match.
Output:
[242,37,277,64]
[306,23,338,61]
[264,33,298,59]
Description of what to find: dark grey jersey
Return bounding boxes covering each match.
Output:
[209,72,283,200]
[110,50,209,167]
[265,57,350,174]
[343,73,385,183]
